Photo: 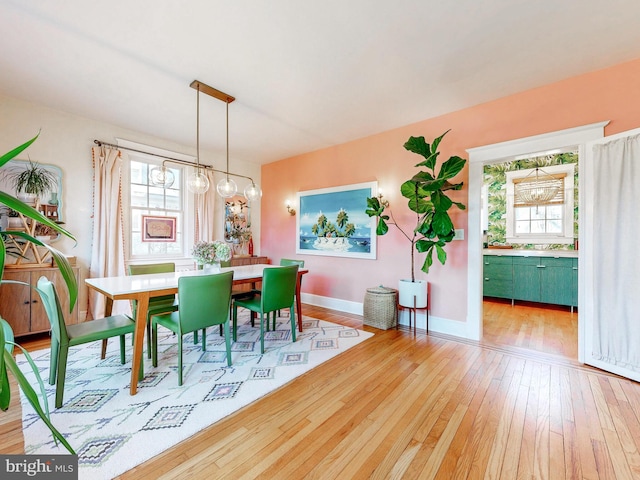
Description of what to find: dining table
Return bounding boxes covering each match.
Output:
[85,263,308,395]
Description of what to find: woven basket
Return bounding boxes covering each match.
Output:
[363,286,398,330]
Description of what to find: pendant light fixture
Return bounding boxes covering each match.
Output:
[514,167,563,206]
[188,80,261,201]
[149,164,175,188]
[186,83,210,194]
[216,100,238,198]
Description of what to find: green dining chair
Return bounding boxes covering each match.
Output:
[36,276,136,408]
[128,263,179,358]
[232,265,298,354]
[151,271,234,386]
[277,259,304,317]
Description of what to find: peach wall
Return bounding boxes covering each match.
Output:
[262,57,640,322]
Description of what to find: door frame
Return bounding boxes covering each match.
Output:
[465,121,609,354]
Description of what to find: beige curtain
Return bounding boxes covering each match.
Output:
[195,169,217,241]
[88,146,128,319]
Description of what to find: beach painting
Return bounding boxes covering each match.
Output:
[296,182,377,259]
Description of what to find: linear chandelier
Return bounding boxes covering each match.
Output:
[146,79,262,201]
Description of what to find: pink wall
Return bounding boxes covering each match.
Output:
[261,57,640,322]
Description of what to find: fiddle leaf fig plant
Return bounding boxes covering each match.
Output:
[366,130,466,281]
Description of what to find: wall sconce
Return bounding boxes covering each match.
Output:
[285,200,296,216]
[377,191,390,208]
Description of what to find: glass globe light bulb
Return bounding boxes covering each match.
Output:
[187,172,210,194]
[216,178,238,198]
[149,166,175,188]
[244,183,262,202]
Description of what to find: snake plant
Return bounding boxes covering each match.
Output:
[0,133,77,453]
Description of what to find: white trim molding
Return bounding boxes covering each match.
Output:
[465,121,609,342]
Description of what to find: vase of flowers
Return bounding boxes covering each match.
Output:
[191,240,232,271]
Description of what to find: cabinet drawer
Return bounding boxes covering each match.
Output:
[540,257,574,267]
[483,255,513,265]
[512,256,541,266]
[483,278,513,299]
[484,265,512,282]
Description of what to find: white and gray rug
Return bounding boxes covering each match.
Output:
[17,313,373,479]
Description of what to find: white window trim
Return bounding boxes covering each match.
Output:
[505,163,575,244]
[117,139,197,268]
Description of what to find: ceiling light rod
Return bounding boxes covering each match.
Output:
[92,139,257,184]
[189,80,235,104]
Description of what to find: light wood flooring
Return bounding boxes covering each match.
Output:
[3,303,640,479]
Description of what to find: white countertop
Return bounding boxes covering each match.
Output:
[483,249,578,258]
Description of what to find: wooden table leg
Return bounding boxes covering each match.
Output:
[130,294,150,395]
[100,297,114,359]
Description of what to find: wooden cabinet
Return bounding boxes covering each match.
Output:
[483,255,513,299]
[0,266,79,336]
[230,256,268,266]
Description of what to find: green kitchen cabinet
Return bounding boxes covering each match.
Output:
[513,257,541,302]
[513,256,576,307]
[483,255,513,299]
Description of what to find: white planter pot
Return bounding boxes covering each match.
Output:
[398,279,428,308]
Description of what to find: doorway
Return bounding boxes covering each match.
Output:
[465,122,609,360]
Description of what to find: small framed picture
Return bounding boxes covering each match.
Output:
[142,215,176,242]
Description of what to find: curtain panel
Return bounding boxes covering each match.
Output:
[88,146,128,319]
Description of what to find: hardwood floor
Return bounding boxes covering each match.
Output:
[482,298,579,360]
[3,303,640,479]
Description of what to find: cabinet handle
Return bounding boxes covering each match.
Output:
[572,267,578,270]
[32,299,38,303]
[484,278,490,281]
[24,301,30,305]
[537,265,546,268]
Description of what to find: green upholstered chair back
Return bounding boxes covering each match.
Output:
[279,258,305,268]
[260,265,299,313]
[177,271,234,333]
[128,262,176,309]
[36,276,69,345]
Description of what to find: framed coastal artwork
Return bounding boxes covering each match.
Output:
[296,182,377,259]
[142,215,177,242]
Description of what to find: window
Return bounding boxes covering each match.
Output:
[506,163,575,244]
[129,158,185,257]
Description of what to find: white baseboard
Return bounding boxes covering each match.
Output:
[300,293,363,316]
[301,293,471,340]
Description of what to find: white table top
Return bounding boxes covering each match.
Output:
[85,264,276,297]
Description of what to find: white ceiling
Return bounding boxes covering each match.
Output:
[2,0,640,165]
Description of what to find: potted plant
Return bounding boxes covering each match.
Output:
[0,133,77,453]
[365,130,466,308]
[6,159,58,204]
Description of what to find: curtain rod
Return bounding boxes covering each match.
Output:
[93,139,256,184]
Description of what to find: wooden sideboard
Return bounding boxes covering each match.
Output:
[0,266,80,336]
[229,255,269,266]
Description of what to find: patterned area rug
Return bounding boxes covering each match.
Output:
[18,314,373,479]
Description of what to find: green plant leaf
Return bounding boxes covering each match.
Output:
[435,244,447,265]
[432,211,454,237]
[431,190,453,212]
[376,217,389,235]
[437,155,467,180]
[421,247,434,274]
[0,320,9,411]
[403,136,430,159]
[0,235,4,282]
[3,349,75,453]
[0,192,75,241]
[0,134,39,168]
[430,130,451,154]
